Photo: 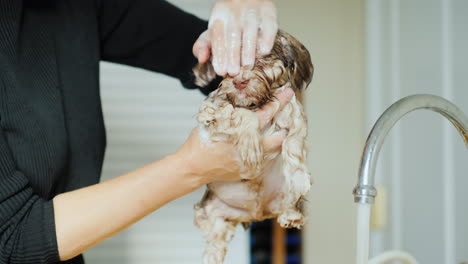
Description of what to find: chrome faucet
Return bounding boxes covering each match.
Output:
[353,94,468,205]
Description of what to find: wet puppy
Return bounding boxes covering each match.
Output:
[193,30,314,264]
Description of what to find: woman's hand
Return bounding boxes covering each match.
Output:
[53,88,292,261]
[175,88,294,185]
[193,0,278,77]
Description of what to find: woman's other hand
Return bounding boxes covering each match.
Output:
[175,88,293,186]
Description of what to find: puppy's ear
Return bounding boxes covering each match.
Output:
[291,44,314,91]
[193,61,217,88]
[277,31,314,91]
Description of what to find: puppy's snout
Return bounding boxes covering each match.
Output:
[233,80,249,90]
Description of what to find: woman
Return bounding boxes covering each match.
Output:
[0,0,292,263]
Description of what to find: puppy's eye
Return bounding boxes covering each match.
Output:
[248,103,257,109]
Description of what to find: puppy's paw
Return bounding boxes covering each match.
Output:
[197,105,217,127]
[278,210,305,229]
[194,206,210,233]
[203,244,227,264]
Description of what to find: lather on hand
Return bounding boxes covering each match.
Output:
[193,0,279,77]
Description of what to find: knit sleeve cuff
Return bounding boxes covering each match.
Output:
[42,200,61,263]
[19,199,61,264]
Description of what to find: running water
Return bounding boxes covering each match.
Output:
[356,203,371,264]
[356,203,419,264]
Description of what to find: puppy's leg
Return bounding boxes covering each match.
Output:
[195,195,249,264]
[203,217,237,264]
[195,205,235,264]
[275,97,312,229]
[195,205,236,264]
[194,190,214,234]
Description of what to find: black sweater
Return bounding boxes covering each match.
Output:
[0,0,215,263]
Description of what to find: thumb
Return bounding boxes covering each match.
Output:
[193,30,211,63]
[262,130,287,153]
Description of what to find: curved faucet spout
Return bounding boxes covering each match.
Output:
[353,94,468,204]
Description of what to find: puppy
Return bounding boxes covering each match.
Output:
[193,30,314,264]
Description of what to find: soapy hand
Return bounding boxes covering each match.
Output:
[193,0,278,77]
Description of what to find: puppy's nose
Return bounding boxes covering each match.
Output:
[233,80,249,90]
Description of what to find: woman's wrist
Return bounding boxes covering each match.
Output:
[166,151,206,191]
[54,148,208,261]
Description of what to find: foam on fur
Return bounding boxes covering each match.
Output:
[193,30,314,264]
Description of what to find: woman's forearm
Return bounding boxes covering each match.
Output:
[53,153,201,261]
[52,94,291,261]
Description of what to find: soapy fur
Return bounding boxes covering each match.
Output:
[193,30,314,264]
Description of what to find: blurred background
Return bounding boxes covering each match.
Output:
[84,0,468,263]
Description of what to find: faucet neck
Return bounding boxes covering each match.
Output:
[353,94,468,205]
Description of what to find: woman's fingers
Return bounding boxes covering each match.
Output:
[255,88,294,128]
[241,8,259,68]
[193,30,211,64]
[258,2,278,55]
[210,19,228,75]
[227,18,241,76]
[204,0,279,76]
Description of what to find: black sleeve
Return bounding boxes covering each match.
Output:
[0,128,60,264]
[96,0,219,95]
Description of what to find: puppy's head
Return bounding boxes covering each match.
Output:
[194,30,314,110]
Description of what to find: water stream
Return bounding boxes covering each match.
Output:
[356,203,419,264]
[356,203,371,264]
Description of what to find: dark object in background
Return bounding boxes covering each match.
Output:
[250,220,273,264]
[285,228,302,264]
[250,220,303,264]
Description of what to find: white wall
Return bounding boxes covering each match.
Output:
[365,0,468,263]
[276,0,365,263]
